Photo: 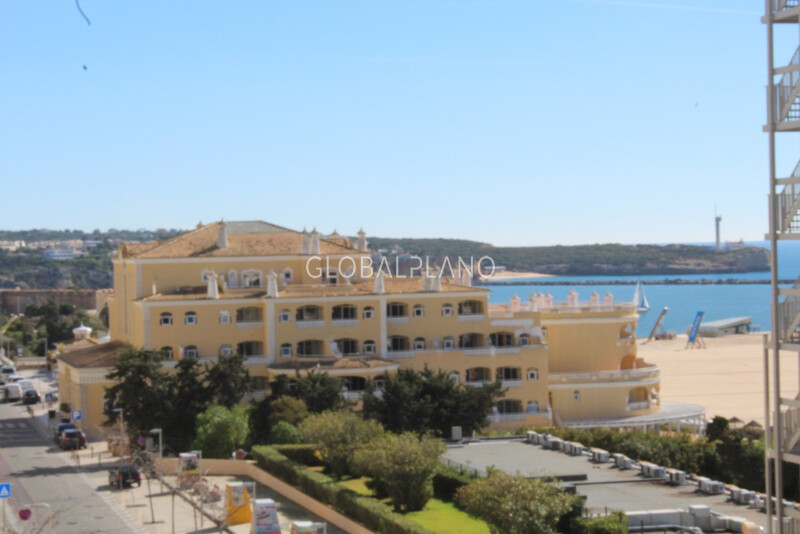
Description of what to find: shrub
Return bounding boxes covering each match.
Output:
[269,396,309,426]
[299,411,383,479]
[268,421,303,444]
[432,465,473,501]
[571,512,629,534]
[272,444,322,466]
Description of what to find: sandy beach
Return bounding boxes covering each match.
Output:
[488,271,552,281]
[638,333,798,425]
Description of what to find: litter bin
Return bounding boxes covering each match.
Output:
[48,410,56,419]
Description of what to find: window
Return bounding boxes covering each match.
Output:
[527,369,539,381]
[236,307,262,322]
[237,341,263,356]
[280,343,293,357]
[519,334,530,346]
[279,310,291,323]
[413,337,426,350]
[159,312,173,326]
[242,269,263,288]
[326,271,339,285]
[374,377,385,390]
[412,305,424,318]
[489,332,514,347]
[442,304,453,316]
[219,344,233,356]
[219,310,231,324]
[201,269,214,283]
[227,270,238,288]
[332,304,357,320]
[497,367,521,381]
[497,399,522,414]
[388,336,409,352]
[184,312,197,325]
[363,341,375,353]
[387,302,407,317]
[184,346,199,359]
[458,333,483,348]
[335,338,358,355]
[443,336,454,349]
[362,307,374,319]
[458,300,483,315]
[573,390,581,402]
[527,401,540,414]
[160,346,173,359]
[296,305,322,321]
[282,268,293,282]
[448,371,460,383]
[297,340,323,356]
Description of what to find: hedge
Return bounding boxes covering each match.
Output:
[432,465,473,501]
[252,446,432,534]
[271,444,323,467]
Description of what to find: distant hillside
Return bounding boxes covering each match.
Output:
[367,238,770,276]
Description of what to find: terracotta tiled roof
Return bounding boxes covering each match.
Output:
[122,221,358,259]
[57,340,130,369]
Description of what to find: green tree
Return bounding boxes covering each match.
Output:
[363,368,504,437]
[249,395,273,446]
[294,370,345,413]
[164,357,213,450]
[299,411,384,479]
[269,421,304,444]
[205,353,251,408]
[103,348,169,437]
[270,396,309,426]
[354,432,445,512]
[455,471,575,534]
[193,404,250,458]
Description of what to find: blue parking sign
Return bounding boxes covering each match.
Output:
[71,410,82,421]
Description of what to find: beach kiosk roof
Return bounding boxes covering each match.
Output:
[697,317,753,337]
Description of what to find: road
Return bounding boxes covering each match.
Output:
[0,399,139,533]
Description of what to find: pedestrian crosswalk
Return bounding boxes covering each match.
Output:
[0,419,40,447]
[0,422,27,429]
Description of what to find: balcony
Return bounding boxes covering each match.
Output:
[236,321,263,330]
[627,401,649,411]
[500,379,523,388]
[458,314,485,323]
[488,412,527,423]
[332,319,358,327]
[296,320,325,329]
[466,380,491,388]
[550,365,660,383]
[387,316,409,324]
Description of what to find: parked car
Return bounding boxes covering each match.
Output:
[108,466,141,489]
[3,383,22,403]
[59,429,87,450]
[54,422,76,441]
[22,389,40,405]
[0,367,15,384]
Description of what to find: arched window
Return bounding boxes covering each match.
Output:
[386,302,407,317]
[332,304,357,321]
[296,305,322,321]
[458,300,483,315]
[297,340,323,356]
[442,304,453,317]
[159,312,173,326]
[184,311,197,325]
[497,367,521,381]
[527,400,540,414]
[236,307,262,323]
[363,340,375,353]
[219,344,233,356]
[184,346,199,359]
[458,333,483,348]
[573,390,581,402]
[282,268,293,282]
[236,341,263,356]
[489,332,514,347]
[280,343,293,357]
[412,304,424,318]
[388,336,409,352]
[160,346,173,359]
[443,336,454,349]
[242,269,263,288]
[413,337,426,350]
[335,338,358,355]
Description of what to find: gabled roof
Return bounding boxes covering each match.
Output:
[58,340,129,369]
[121,221,357,259]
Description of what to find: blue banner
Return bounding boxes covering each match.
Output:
[688,311,705,343]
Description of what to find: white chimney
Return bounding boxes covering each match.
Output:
[357,228,367,251]
[267,271,279,298]
[374,271,385,294]
[301,228,310,255]
[218,222,228,249]
[311,228,320,255]
[206,272,219,299]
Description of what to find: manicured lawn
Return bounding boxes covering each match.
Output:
[335,476,490,533]
[406,498,491,534]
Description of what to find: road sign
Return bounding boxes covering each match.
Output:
[0,483,10,499]
[45,392,54,403]
[18,507,31,521]
[71,410,82,421]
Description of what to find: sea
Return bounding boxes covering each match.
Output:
[484,240,800,338]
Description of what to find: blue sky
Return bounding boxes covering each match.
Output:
[0,1,778,246]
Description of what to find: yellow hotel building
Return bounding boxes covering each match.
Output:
[60,221,705,434]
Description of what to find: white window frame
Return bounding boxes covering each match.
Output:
[443,337,454,350]
[442,304,453,317]
[527,369,539,381]
[184,346,199,359]
[363,342,375,354]
[279,311,291,323]
[242,269,263,288]
[219,310,231,324]
[414,338,426,350]
[161,347,173,359]
[219,344,233,356]
[362,307,374,320]
[159,313,173,326]
[282,268,293,282]
[201,269,214,283]
[185,312,197,325]
[413,305,424,318]
[227,270,238,288]
[280,344,293,357]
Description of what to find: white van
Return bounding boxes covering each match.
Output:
[3,383,22,403]
[16,379,33,392]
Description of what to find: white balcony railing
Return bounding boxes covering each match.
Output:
[387,317,409,324]
[550,365,660,383]
[627,401,649,411]
[489,413,527,422]
[332,319,358,327]
[466,380,491,388]
[458,314,485,322]
[296,320,325,329]
[236,321,263,330]
[500,379,523,388]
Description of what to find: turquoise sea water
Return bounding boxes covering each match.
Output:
[485,240,800,337]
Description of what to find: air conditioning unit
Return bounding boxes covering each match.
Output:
[666,469,686,485]
[699,479,725,494]
[641,463,666,478]
[545,437,564,450]
[591,448,610,463]
[733,489,755,505]
[565,442,584,456]
[526,431,539,444]
[614,454,633,470]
